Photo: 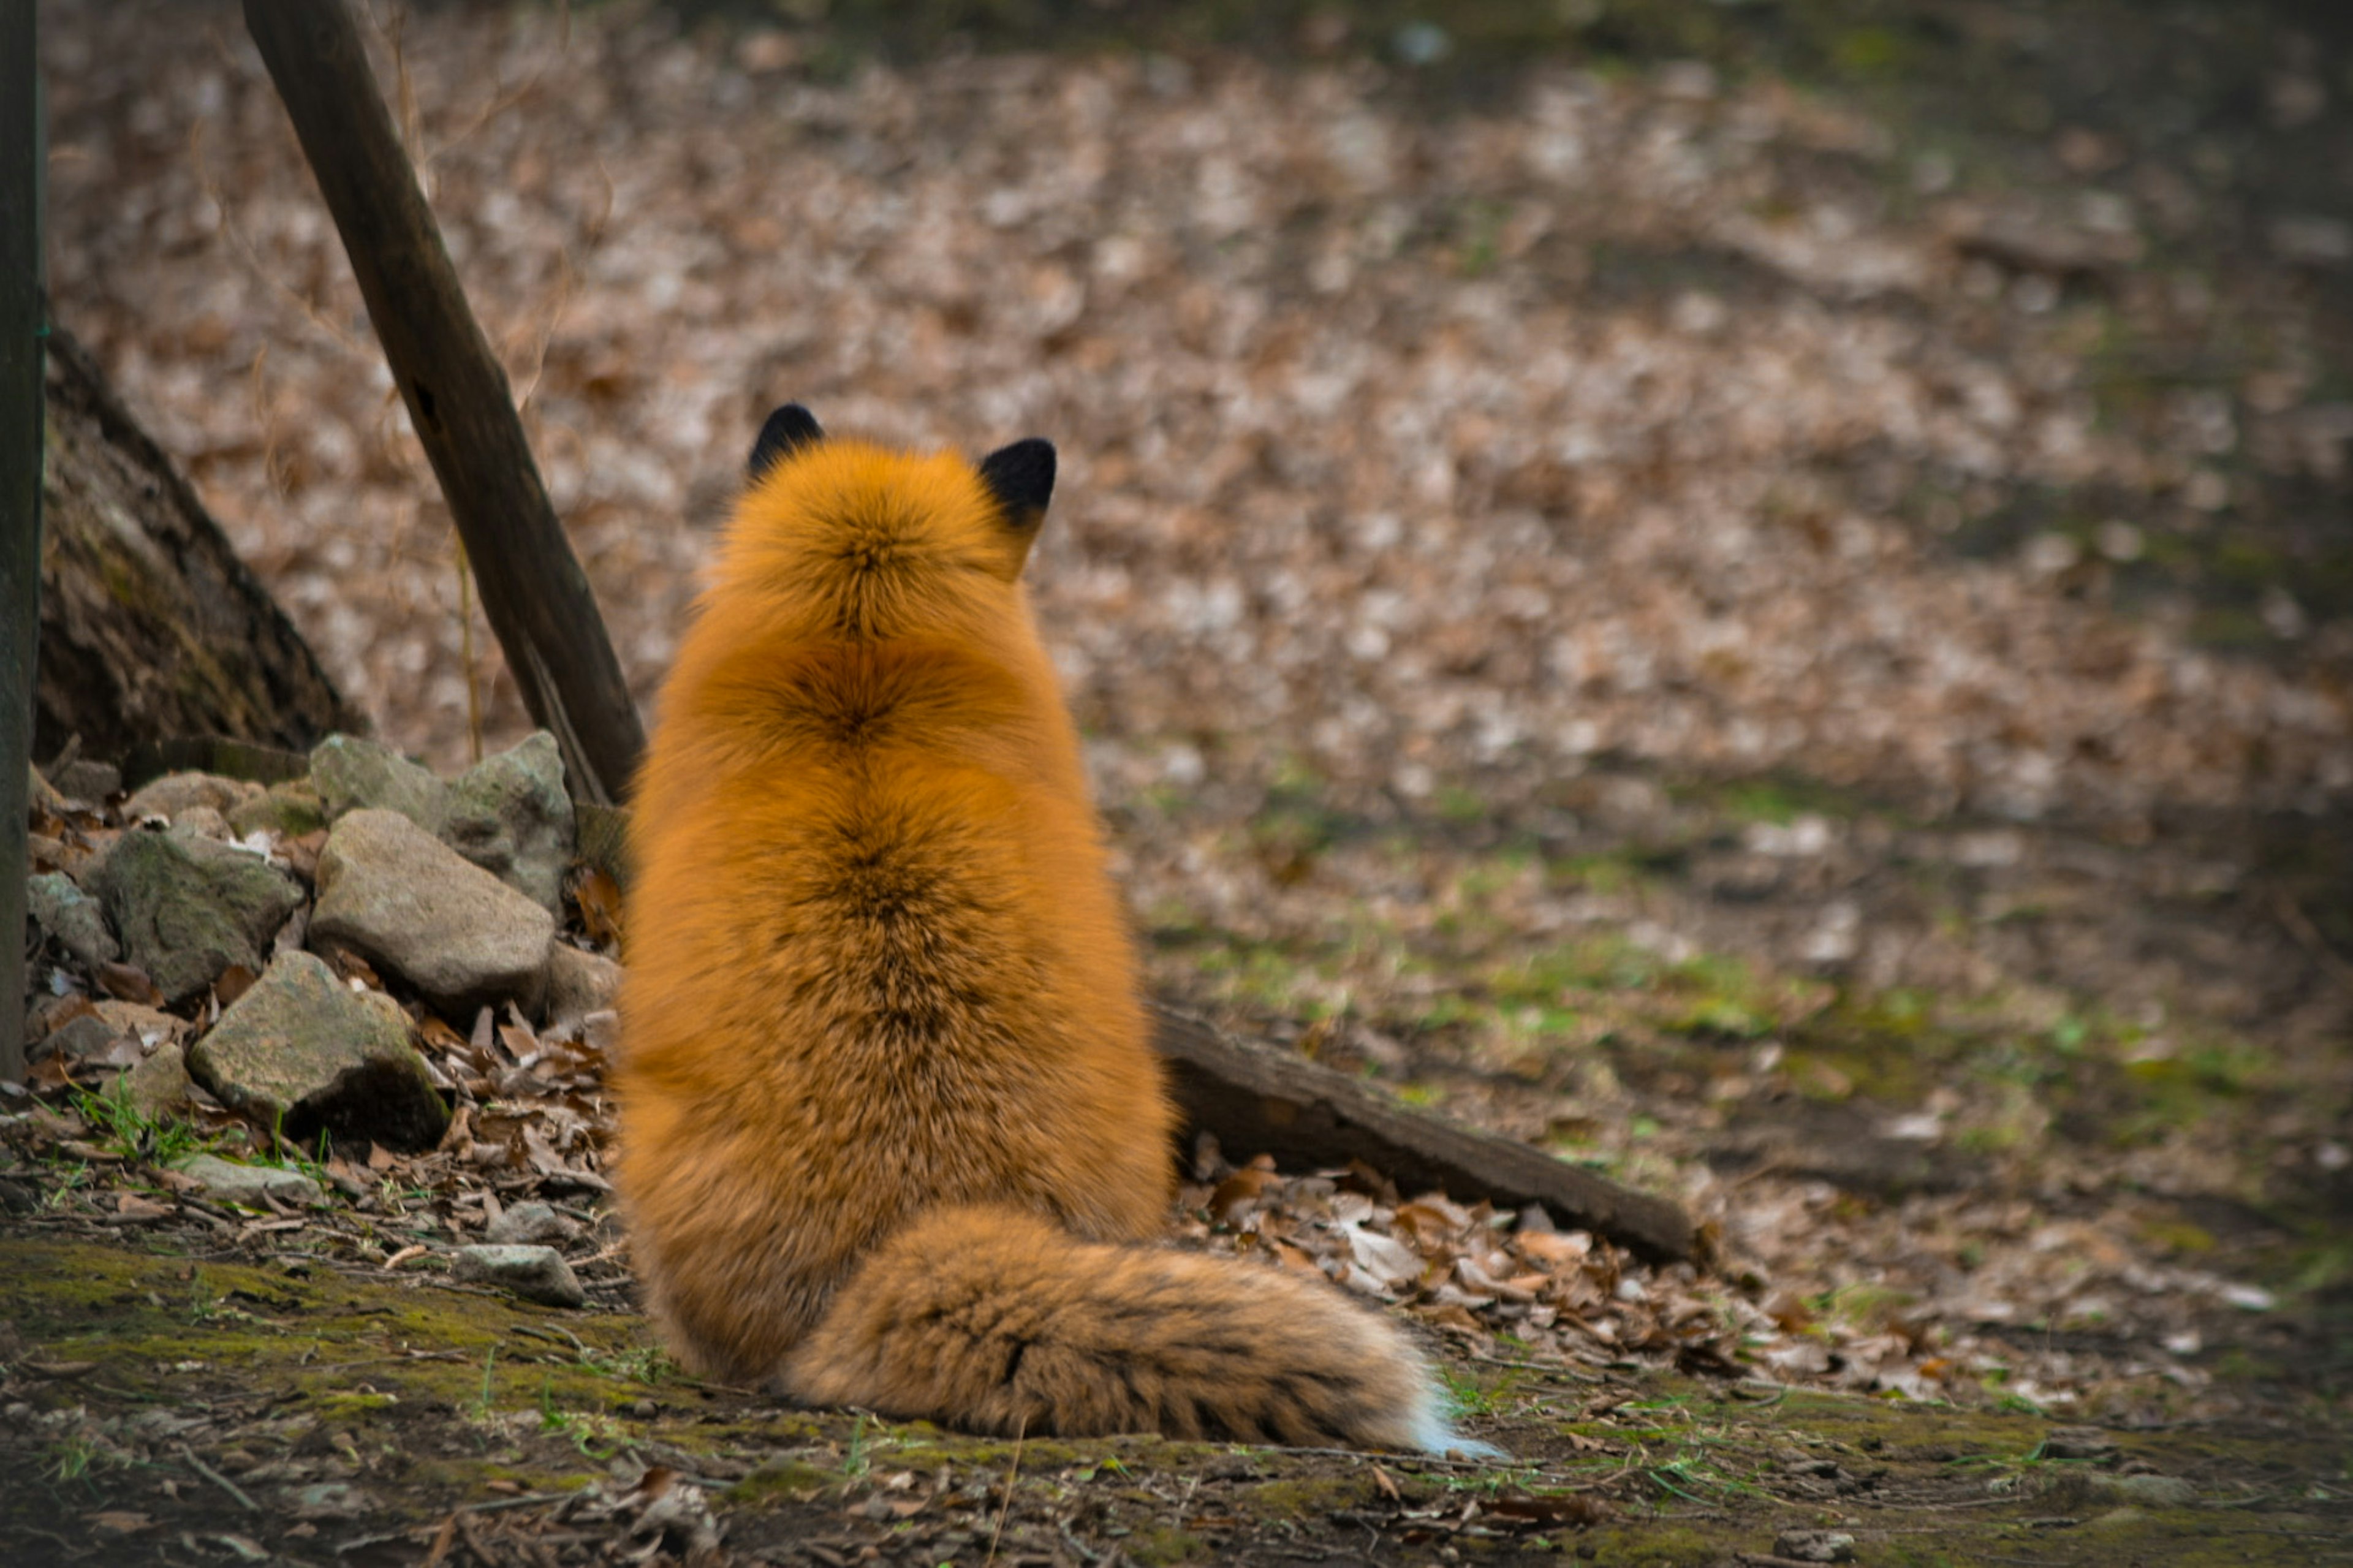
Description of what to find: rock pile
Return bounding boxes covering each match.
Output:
[20,732,620,1165]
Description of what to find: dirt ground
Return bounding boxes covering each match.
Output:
[13,0,2353,1562]
[1,1229,2343,1567]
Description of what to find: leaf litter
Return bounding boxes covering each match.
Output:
[16,0,2353,1561]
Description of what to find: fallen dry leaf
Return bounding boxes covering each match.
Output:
[95,962,164,1008]
[212,964,257,1007]
[572,866,624,950]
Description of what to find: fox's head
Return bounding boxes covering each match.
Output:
[713,404,1056,643]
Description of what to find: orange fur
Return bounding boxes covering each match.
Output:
[616,424,1485,1453]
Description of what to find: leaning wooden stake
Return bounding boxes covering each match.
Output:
[241,0,645,806]
[1,2,44,1086]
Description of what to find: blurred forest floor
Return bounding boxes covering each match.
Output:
[14,0,2353,1561]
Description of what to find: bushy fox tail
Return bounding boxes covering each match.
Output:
[784,1204,1496,1456]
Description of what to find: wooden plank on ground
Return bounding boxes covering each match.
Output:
[1153,1007,1699,1263]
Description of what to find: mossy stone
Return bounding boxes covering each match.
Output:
[116,1040,193,1119]
[25,870,119,971]
[229,781,330,839]
[441,732,576,914]
[311,733,448,831]
[186,949,449,1153]
[173,1151,324,1208]
[94,825,305,1005]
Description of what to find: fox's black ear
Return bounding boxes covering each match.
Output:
[749,404,824,479]
[977,437,1055,528]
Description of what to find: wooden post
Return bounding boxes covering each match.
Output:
[1,1,44,1086]
[241,0,645,806]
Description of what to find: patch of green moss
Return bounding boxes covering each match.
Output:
[723,1459,844,1505]
[405,1455,601,1496]
[2191,605,2278,650]
[1557,850,1646,896]
[1433,783,1490,825]
[1237,1473,1381,1518]
[0,1240,665,1420]
[1578,1523,1735,1566]
[1187,937,1338,1016]
[1829,24,1910,79]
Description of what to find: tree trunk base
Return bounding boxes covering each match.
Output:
[36,325,362,766]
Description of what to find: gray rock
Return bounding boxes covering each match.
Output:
[310,734,447,831]
[1772,1530,1855,1564]
[452,1244,584,1309]
[228,781,330,841]
[174,1152,322,1209]
[50,759,121,803]
[485,1201,580,1246]
[442,733,575,914]
[290,1482,376,1520]
[26,871,119,970]
[123,771,262,824]
[578,1007,620,1059]
[169,806,234,843]
[309,731,577,909]
[93,1001,186,1049]
[34,1013,119,1064]
[28,763,69,815]
[310,809,555,1015]
[543,943,623,1029]
[187,950,449,1153]
[94,826,305,1004]
[118,1041,193,1119]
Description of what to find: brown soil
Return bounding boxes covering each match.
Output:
[2,1229,2345,1567]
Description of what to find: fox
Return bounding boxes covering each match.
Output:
[614,404,1493,1454]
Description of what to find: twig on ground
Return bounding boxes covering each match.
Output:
[984,1414,1028,1568]
[421,1513,459,1568]
[1467,1353,1605,1381]
[463,1490,583,1513]
[176,1444,259,1512]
